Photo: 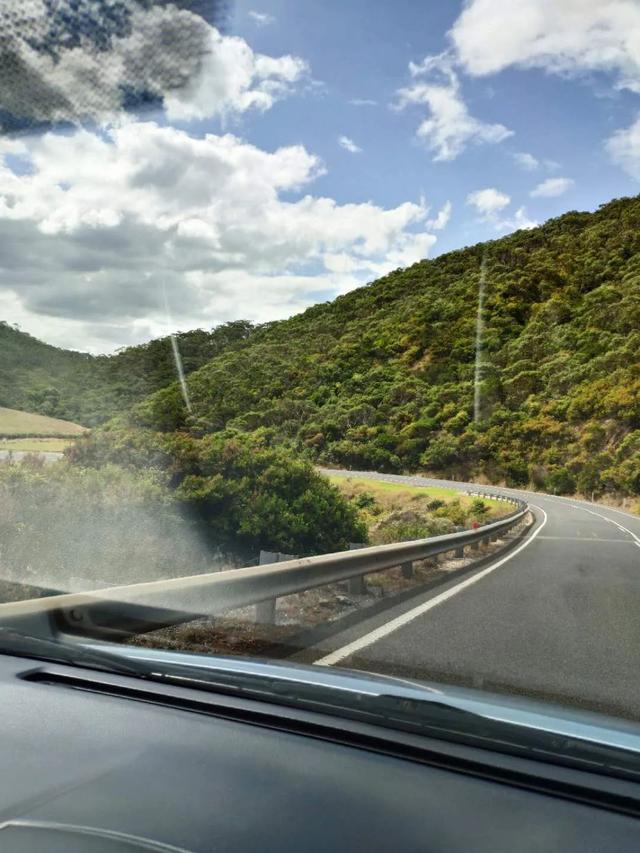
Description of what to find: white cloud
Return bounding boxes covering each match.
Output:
[164,30,308,121]
[338,135,362,153]
[530,176,574,197]
[496,206,538,232]
[0,122,441,351]
[513,151,539,171]
[248,11,275,26]
[466,187,511,217]
[0,2,305,129]
[396,53,512,161]
[450,0,640,94]
[606,115,640,180]
[349,98,377,106]
[427,200,452,230]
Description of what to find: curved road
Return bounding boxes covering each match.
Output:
[312,471,640,719]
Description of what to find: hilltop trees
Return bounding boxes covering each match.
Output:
[3,194,640,502]
[121,196,640,499]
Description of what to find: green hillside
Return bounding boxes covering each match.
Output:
[124,195,640,498]
[0,320,255,427]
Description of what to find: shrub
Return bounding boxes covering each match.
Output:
[66,428,367,556]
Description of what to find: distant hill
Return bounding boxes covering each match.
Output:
[0,320,255,427]
[0,406,87,438]
[127,195,640,498]
[4,195,639,499]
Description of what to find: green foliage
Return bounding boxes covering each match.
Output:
[350,491,378,510]
[0,320,256,427]
[68,428,367,556]
[426,499,445,511]
[4,195,640,500]
[0,457,214,587]
[470,498,489,518]
[371,513,455,545]
[123,195,640,498]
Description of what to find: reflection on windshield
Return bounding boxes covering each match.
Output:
[1,0,640,748]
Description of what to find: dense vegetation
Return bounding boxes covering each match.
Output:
[0,435,366,585]
[0,319,255,426]
[126,195,640,499]
[0,458,211,589]
[3,195,639,505]
[67,429,366,556]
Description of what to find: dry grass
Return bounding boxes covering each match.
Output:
[0,406,87,438]
[0,437,75,452]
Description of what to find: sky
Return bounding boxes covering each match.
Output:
[0,0,638,353]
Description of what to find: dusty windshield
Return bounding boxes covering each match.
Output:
[0,0,639,729]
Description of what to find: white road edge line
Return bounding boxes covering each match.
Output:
[548,494,640,525]
[573,506,640,550]
[314,504,548,668]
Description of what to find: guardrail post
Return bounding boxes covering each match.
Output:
[255,550,296,623]
[349,543,367,594]
[451,526,465,558]
[401,561,414,579]
[255,598,276,624]
[256,551,278,623]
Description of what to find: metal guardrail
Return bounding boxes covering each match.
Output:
[1,496,528,642]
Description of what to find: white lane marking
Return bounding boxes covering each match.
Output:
[546,494,640,525]
[572,506,640,550]
[315,505,548,667]
[536,535,633,544]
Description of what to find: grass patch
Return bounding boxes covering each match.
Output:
[327,475,503,512]
[0,406,87,438]
[0,437,75,453]
[328,474,510,544]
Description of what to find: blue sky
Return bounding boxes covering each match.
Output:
[0,0,638,351]
[228,0,637,253]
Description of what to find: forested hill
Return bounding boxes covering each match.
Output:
[0,320,255,427]
[128,195,640,497]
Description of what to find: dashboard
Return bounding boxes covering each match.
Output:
[1,652,639,852]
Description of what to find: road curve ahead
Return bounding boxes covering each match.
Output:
[315,471,640,720]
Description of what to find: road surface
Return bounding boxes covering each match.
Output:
[311,471,640,719]
[0,450,63,463]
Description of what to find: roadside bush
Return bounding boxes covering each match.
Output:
[545,467,576,495]
[426,499,445,511]
[66,427,367,557]
[0,458,214,590]
[350,491,378,510]
[470,498,489,518]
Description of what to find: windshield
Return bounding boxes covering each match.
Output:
[1,0,640,775]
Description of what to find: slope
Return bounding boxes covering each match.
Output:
[129,195,640,498]
[0,320,256,427]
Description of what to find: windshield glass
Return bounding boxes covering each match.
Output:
[1,0,640,769]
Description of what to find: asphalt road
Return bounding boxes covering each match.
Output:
[0,450,63,463]
[314,471,640,719]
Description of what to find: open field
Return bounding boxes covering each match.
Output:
[0,437,75,453]
[0,406,87,438]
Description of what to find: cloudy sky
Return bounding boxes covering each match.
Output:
[0,0,638,352]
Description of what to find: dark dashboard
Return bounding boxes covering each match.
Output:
[1,652,639,852]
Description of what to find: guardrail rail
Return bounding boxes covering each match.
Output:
[0,496,529,642]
